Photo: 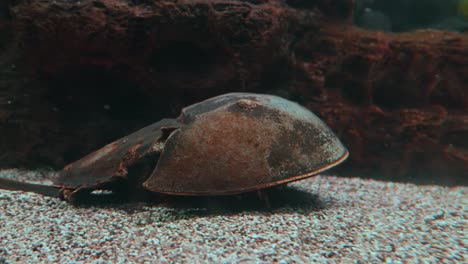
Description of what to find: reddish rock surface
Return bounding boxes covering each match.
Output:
[0,0,466,185]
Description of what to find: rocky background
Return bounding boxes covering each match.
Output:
[355,0,468,32]
[0,0,467,185]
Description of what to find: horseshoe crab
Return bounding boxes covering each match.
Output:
[0,93,348,203]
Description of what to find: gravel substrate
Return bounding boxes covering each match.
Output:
[0,169,466,263]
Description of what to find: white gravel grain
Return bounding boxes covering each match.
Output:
[0,169,466,263]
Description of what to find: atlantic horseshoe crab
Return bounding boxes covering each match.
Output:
[0,93,348,203]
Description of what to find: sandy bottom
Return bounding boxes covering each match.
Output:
[0,169,466,263]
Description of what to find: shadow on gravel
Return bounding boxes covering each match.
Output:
[68,185,327,219]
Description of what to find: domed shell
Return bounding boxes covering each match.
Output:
[143,93,348,195]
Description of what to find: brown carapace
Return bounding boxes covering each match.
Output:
[0,93,348,203]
